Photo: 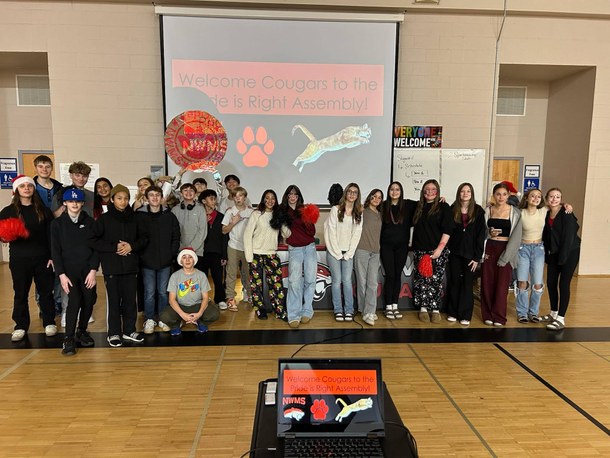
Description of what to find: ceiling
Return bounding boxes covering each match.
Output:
[0,52,48,72]
[499,64,592,83]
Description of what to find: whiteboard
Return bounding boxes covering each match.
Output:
[392,149,440,200]
[393,148,486,204]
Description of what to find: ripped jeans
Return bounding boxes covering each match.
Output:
[516,242,545,318]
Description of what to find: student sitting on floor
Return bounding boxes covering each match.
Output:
[160,248,220,335]
[50,188,98,356]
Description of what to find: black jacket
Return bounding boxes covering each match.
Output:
[380,199,416,246]
[412,201,454,251]
[543,208,581,265]
[89,205,148,275]
[50,211,99,275]
[448,205,486,261]
[0,203,53,259]
[204,209,229,259]
[34,176,63,207]
[137,206,180,269]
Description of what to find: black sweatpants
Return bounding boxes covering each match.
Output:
[104,273,137,337]
[380,242,409,305]
[546,248,580,317]
[447,254,476,321]
[64,267,98,338]
[10,256,55,330]
[200,252,226,303]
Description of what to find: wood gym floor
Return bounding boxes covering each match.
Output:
[0,262,609,457]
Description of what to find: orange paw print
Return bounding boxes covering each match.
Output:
[236,126,275,167]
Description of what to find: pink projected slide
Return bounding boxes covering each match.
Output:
[172,60,384,116]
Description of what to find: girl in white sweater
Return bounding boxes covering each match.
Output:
[243,189,291,320]
[324,183,363,322]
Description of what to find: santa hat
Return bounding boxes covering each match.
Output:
[501,181,518,194]
[12,175,35,193]
[177,247,198,266]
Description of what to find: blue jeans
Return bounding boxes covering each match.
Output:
[141,266,171,320]
[287,243,317,323]
[516,242,545,318]
[326,253,354,315]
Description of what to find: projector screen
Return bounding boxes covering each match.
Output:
[161,14,398,205]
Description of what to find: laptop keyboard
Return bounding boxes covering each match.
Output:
[284,437,384,457]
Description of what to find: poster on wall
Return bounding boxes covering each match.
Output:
[0,158,18,189]
[393,126,442,148]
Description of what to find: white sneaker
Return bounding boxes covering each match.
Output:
[242,294,251,303]
[218,301,228,310]
[460,320,470,326]
[158,321,170,332]
[88,315,95,323]
[447,316,457,322]
[484,320,493,326]
[373,313,378,321]
[11,329,26,342]
[45,325,58,337]
[60,312,66,328]
[143,319,156,335]
[363,314,375,326]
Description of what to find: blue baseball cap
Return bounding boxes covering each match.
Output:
[62,188,85,202]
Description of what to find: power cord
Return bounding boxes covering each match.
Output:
[290,316,365,358]
[238,446,276,458]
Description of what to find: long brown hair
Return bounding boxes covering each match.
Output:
[382,181,406,224]
[364,189,383,209]
[12,185,47,222]
[413,179,441,224]
[519,188,545,209]
[337,183,362,224]
[451,182,477,224]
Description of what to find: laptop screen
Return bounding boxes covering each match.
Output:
[277,358,385,438]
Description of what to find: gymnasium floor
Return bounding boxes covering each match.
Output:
[0,262,609,457]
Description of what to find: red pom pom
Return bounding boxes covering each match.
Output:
[300,203,320,225]
[418,254,433,278]
[0,218,30,242]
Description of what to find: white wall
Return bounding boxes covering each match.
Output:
[0,1,609,273]
[494,81,549,172]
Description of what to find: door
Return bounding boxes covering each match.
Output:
[492,158,521,192]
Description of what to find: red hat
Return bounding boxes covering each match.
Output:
[12,174,35,193]
[501,181,518,193]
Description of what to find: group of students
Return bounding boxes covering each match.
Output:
[0,155,581,355]
[322,179,580,331]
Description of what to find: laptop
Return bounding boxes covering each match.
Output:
[277,358,386,457]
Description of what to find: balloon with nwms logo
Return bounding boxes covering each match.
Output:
[164,110,227,172]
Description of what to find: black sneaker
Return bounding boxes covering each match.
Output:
[255,308,268,320]
[122,332,144,343]
[75,329,95,347]
[62,337,76,356]
[107,335,123,347]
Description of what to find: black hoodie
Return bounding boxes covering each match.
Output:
[89,204,148,275]
[50,210,99,275]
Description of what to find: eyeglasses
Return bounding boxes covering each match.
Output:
[347,190,358,195]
